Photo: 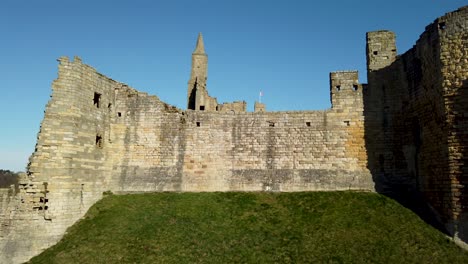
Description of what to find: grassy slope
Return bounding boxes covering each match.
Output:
[29,192,468,263]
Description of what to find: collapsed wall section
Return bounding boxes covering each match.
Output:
[108,87,187,192]
[0,56,128,264]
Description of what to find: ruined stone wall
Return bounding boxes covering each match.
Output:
[110,67,371,192]
[0,56,128,264]
[0,55,371,262]
[217,101,247,113]
[108,88,187,192]
[1,7,465,263]
[0,187,14,234]
[365,6,467,242]
[106,69,371,193]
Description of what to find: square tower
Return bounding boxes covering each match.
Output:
[366,31,397,72]
[329,71,363,110]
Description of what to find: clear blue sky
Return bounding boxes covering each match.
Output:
[0,0,465,172]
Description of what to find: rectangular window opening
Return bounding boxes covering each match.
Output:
[439,22,446,30]
[200,105,205,111]
[344,120,350,126]
[118,112,122,117]
[96,134,103,148]
[268,122,275,127]
[93,92,101,108]
[306,122,311,127]
[196,122,201,127]
[335,85,341,91]
[352,84,359,91]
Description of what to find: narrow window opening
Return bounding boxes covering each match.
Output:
[44,206,48,210]
[306,122,311,127]
[335,85,341,91]
[344,120,350,126]
[200,105,205,111]
[268,122,275,127]
[373,51,378,55]
[118,112,122,117]
[96,135,103,148]
[196,122,201,127]
[108,103,112,109]
[93,92,101,108]
[391,49,396,52]
[439,22,446,30]
[352,84,359,91]
[80,184,84,208]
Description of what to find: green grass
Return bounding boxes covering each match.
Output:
[29,192,468,263]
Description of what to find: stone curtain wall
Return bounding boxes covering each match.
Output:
[365,6,467,243]
[111,90,371,193]
[182,110,370,192]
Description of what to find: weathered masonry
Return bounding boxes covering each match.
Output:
[0,6,467,263]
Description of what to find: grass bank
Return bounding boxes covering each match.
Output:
[29,192,468,263]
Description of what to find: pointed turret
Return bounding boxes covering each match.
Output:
[193,32,206,54]
[187,33,211,110]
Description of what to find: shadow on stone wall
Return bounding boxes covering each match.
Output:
[363,64,450,236]
[456,79,468,242]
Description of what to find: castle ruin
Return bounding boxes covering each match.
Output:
[0,6,466,263]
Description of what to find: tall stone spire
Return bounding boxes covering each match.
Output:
[187,33,209,110]
[193,32,205,54]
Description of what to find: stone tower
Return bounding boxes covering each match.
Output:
[366,30,397,73]
[329,71,363,110]
[187,33,208,110]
